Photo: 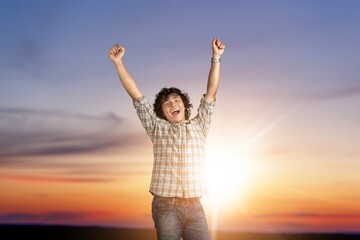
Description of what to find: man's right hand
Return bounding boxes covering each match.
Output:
[109,44,125,64]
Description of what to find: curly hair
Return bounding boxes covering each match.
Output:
[153,87,193,121]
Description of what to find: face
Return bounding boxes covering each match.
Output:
[162,93,186,123]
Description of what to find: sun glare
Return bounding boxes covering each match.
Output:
[206,149,256,206]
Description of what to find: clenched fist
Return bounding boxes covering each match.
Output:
[109,44,125,64]
[212,38,225,58]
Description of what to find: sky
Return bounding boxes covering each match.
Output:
[1,0,360,234]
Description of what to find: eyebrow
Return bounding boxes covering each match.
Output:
[163,95,181,103]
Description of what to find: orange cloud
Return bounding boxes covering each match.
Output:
[254,213,360,219]
[0,174,115,184]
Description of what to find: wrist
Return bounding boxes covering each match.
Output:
[211,53,221,63]
[212,53,221,59]
[113,59,124,67]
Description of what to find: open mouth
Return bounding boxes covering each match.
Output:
[171,109,180,116]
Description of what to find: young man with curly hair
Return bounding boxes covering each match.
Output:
[109,38,225,240]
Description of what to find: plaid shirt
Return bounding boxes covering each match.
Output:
[133,96,215,198]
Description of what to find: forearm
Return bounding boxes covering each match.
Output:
[205,53,221,102]
[114,61,143,101]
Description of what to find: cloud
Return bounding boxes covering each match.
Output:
[0,174,115,184]
[262,146,360,157]
[307,85,360,101]
[254,213,360,219]
[0,107,122,121]
[0,2,67,77]
[0,107,145,160]
[0,211,112,224]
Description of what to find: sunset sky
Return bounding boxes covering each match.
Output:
[1,0,360,234]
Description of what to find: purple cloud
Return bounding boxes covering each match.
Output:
[0,107,146,160]
[0,211,112,224]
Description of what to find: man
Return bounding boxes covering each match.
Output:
[109,38,225,240]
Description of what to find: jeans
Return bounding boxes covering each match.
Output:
[152,196,210,240]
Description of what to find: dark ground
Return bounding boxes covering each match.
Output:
[0,225,359,240]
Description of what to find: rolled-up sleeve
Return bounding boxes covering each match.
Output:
[193,96,215,135]
[133,96,159,137]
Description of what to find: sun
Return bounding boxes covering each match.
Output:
[206,148,257,206]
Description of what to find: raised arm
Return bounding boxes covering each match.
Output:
[109,44,143,101]
[204,38,225,102]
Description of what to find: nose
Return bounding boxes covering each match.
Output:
[169,101,176,107]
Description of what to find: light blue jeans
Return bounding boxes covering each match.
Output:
[152,196,210,240]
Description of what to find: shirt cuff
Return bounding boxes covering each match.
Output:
[133,96,148,108]
[201,95,216,107]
